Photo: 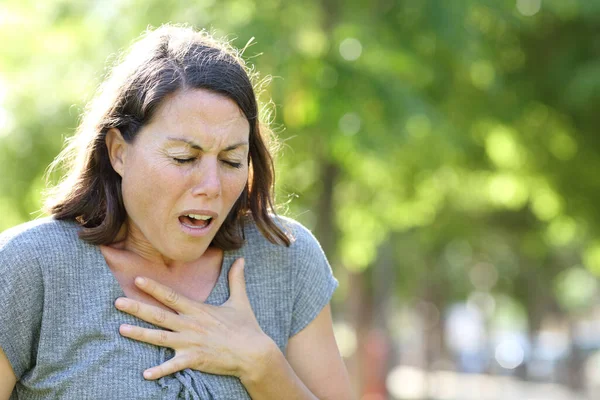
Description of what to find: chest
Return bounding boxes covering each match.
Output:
[17,247,291,399]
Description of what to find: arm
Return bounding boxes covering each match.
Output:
[240,304,354,400]
[0,347,16,400]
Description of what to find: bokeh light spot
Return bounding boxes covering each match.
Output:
[584,243,600,276]
[339,112,361,136]
[339,38,362,61]
[469,262,499,291]
[333,321,357,358]
[554,267,597,311]
[0,107,13,138]
[545,216,576,246]
[295,29,328,58]
[485,126,524,169]
[516,0,542,17]
[495,338,525,369]
[531,187,562,221]
[488,174,528,209]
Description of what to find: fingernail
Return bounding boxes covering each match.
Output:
[144,370,153,379]
[120,324,132,333]
[135,277,146,286]
[115,298,127,309]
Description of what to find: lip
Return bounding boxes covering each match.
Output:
[180,209,219,219]
[178,209,219,237]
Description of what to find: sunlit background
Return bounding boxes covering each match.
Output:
[2,0,600,399]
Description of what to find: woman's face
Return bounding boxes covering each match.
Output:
[110,89,250,263]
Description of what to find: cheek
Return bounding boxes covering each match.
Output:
[121,170,154,218]
[223,169,249,201]
[122,156,181,216]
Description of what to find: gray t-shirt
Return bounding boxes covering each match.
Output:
[0,216,338,399]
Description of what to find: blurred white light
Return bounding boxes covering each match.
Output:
[0,6,13,26]
[0,80,6,104]
[339,38,362,61]
[339,112,361,136]
[585,351,600,387]
[332,321,357,358]
[429,370,458,399]
[516,0,542,16]
[446,304,485,353]
[0,107,13,138]
[534,330,569,361]
[495,339,525,369]
[386,366,426,399]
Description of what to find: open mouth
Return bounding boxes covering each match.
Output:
[178,214,214,229]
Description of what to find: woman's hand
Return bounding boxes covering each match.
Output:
[114,258,276,381]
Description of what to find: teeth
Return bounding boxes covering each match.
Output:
[186,214,212,220]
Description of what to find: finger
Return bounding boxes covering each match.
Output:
[143,354,192,380]
[115,298,187,331]
[227,258,248,305]
[119,324,182,348]
[134,277,196,313]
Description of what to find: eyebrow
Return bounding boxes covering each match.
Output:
[166,137,249,151]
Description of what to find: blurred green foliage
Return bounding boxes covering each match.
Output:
[1,0,600,335]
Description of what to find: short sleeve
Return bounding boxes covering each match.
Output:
[0,233,44,379]
[289,226,339,337]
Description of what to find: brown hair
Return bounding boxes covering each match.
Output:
[44,25,290,249]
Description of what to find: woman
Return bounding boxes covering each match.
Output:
[0,25,352,399]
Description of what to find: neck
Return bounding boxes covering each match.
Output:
[110,220,218,270]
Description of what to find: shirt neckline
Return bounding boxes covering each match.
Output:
[92,244,235,307]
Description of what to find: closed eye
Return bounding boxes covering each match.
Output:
[173,157,196,164]
[173,157,242,169]
[222,160,242,169]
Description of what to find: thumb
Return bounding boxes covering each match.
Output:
[228,258,248,304]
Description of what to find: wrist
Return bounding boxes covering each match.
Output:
[239,335,280,385]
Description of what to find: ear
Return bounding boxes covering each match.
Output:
[105,128,128,177]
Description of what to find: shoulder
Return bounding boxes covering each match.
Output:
[0,218,83,380]
[241,214,325,256]
[0,217,82,266]
[240,215,331,282]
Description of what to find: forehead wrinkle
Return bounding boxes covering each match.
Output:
[165,137,248,152]
[146,89,250,152]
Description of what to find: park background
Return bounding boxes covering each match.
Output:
[1,0,600,399]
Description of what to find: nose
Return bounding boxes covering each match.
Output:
[191,157,221,199]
